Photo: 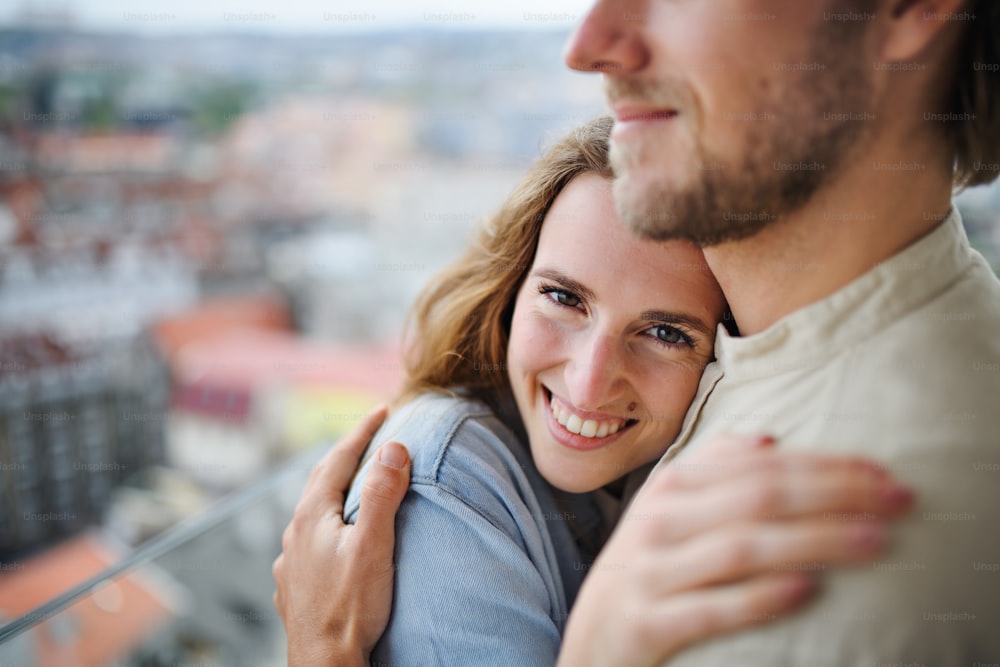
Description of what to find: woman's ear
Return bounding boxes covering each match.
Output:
[880,0,971,62]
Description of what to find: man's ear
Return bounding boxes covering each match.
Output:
[880,0,970,62]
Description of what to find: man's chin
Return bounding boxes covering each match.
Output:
[614,182,782,247]
[613,174,703,243]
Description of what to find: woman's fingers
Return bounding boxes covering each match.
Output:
[707,464,911,521]
[559,435,919,667]
[663,445,887,492]
[651,519,887,596]
[638,573,817,664]
[630,459,912,544]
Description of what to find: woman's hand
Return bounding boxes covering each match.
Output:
[557,434,915,667]
[272,406,411,667]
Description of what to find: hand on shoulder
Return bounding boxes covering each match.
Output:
[272,406,411,667]
[557,433,914,667]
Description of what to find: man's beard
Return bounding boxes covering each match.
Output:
[609,19,875,246]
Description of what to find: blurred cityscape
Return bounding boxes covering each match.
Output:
[2,11,1000,667]
[0,16,607,666]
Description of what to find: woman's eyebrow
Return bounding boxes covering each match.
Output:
[642,311,714,338]
[532,269,597,303]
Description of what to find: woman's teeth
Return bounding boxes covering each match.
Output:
[550,395,626,439]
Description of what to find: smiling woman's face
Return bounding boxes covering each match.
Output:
[506,173,725,493]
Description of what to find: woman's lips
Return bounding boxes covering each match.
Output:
[541,387,637,452]
[550,393,627,437]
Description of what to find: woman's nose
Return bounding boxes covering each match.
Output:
[565,333,627,411]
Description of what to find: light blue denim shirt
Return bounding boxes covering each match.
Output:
[344,392,606,667]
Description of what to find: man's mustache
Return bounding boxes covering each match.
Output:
[604,77,687,111]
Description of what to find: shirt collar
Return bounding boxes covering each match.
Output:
[490,388,611,553]
[715,206,973,379]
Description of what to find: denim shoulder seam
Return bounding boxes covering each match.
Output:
[427,406,494,481]
[407,406,521,538]
[408,474,519,543]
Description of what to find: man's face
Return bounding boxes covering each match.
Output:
[565,0,877,245]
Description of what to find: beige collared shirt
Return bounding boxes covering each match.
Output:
[651,207,1000,665]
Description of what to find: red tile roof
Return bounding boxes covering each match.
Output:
[0,533,175,666]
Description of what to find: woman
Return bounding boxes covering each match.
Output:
[274,116,913,666]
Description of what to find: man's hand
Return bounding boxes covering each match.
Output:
[557,434,915,667]
[272,405,411,667]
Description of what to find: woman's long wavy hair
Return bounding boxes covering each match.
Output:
[398,115,615,410]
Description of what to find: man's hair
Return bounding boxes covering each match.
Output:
[951,0,1000,188]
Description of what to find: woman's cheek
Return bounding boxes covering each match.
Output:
[510,309,569,369]
[639,365,702,428]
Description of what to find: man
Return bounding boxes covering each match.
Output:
[274,0,1000,664]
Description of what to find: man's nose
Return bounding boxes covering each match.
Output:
[563,0,650,74]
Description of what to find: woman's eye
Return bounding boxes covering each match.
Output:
[552,290,581,307]
[539,285,582,308]
[651,325,691,346]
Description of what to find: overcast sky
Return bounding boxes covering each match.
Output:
[2,1,591,32]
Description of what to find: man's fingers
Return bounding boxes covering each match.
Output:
[272,554,285,616]
[301,404,390,510]
[334,404,390,461]
[354,441,411,551]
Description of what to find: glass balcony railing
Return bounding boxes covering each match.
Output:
[0,443,326,667]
